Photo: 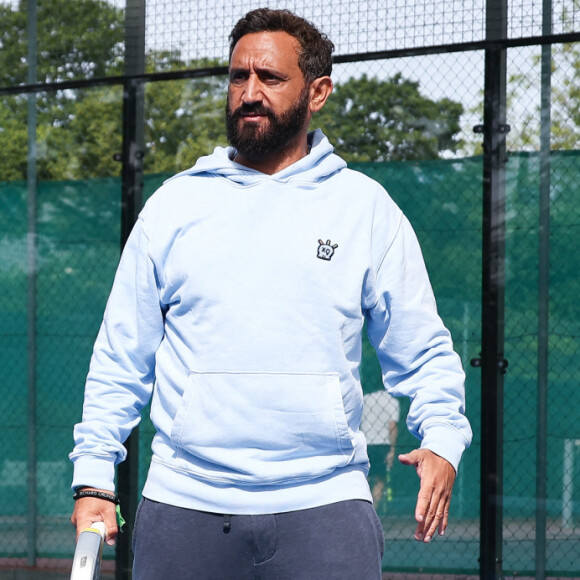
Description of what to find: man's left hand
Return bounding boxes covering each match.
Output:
[398,449,456,543]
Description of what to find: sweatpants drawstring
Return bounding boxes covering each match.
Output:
[223,515,231,533]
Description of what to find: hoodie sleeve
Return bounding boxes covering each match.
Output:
[69,216,165,491]
[365,207,472,472]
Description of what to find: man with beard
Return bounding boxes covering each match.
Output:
[70,8,472,579]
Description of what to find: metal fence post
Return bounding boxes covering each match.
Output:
[26,0,38,567]
[116,1,146,578]
[536,1,553,578]
[478,1,508,578]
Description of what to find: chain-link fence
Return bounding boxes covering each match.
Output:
[0,0,579,578]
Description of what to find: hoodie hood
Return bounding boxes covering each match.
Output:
[168,129,347,187]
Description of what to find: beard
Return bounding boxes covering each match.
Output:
[226,87,310,160]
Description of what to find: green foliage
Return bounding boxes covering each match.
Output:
[487,42,580,153]
[0,5,27,88]
[34,67,228,180]
[0,99,28,181]
[0,0,124,87]
[550,42,580,149]
[39,86,124,180]
[143,66,227,174]
[0,0,227,181]
[0,3,461,178]
[317,73,464,162]
[0,0,125,181]
[0,0,464,180]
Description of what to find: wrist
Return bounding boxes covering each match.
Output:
[73,489,120,505]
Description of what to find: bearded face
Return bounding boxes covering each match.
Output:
[226,85,310,160]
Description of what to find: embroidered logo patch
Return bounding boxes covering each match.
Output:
[317,239,338,261]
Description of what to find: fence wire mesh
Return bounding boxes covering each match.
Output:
[0,0,579,578]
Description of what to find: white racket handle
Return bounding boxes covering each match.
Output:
[88,521,106,538]
[70,522,106,580]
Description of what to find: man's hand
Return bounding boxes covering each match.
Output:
[398,449,456,543]
[71,488,119,546]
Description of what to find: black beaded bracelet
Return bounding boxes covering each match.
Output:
[73,489,120,505]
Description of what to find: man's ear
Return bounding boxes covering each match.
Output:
[309,76,333,113]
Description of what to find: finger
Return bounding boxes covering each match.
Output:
[422,498,445,543]
[93,508,119,546]
[398,452,415,466]
[72,498,118,544]
[414,488,431,524]
[413,488,433,541]
[73,514,100,539]
[77,519,118,547]
[419,485,452,543]
[414,473,443,541]
[437,498,450,536]
[415,521,426,542]
[104,521,119,546]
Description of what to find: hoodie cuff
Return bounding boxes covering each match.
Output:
[71,455,116,493]
[419,423,471,473]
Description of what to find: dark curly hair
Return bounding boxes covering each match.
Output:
[229,8,334,84]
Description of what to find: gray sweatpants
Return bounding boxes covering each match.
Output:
[132,497,385,579]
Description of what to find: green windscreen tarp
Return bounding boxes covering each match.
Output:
[1,152,578,574]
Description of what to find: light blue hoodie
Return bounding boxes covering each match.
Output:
[70,130,472,514]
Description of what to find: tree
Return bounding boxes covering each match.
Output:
[36,60,227,180]
[143,60,227,174]
[0,2,464,180]
[543,42,580,149]
[476,0,580,153]
[534,1,580,150]
[490,44,580,154]
[316,73,464,162]
[0,0,124,87]
[0,0,125,182]
[0,0,226,181]
[0,99,28,182]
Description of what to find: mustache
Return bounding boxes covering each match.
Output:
[232,103,275,118]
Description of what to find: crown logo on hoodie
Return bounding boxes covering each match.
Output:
[317,239,338,261]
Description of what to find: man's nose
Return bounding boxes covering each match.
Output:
[242,74,263,104]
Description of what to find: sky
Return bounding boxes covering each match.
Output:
[143,0,488,62]
[141,0,579,61]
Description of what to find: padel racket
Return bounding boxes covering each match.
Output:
[70,522,105,580]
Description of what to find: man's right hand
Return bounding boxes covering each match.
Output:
[71,488,119,546]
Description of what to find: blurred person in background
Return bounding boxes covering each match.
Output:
[362,388,400,516]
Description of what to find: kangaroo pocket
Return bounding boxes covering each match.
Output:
[169,370,355,485]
